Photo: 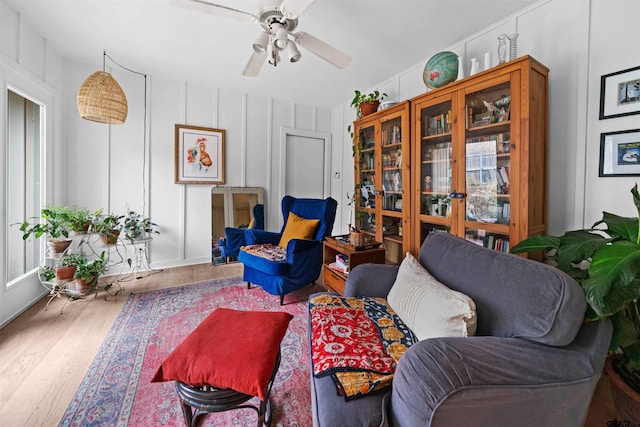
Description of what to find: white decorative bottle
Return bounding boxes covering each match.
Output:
[456,56,465,81]
[469,58,479,76]
[483,52,491,70]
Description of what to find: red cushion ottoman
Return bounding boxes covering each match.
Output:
[152,308,293,426]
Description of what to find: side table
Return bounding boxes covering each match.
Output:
[322,235,386,295]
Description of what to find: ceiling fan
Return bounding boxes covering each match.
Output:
[169,0,352,76]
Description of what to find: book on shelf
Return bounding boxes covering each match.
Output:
[328,261,348,275]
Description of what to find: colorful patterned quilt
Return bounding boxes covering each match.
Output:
[309,294,417,400]
[241,243,287,262]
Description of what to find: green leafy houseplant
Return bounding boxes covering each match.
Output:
[122,210,159,243]
[91,212,124,244]
[350,90,386,118]
[511,184,640,392]
[18,205,71,242]
[65,206,96,234]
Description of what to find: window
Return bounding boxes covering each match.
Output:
[7,89,43,284]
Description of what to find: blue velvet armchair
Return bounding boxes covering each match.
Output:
[217,204,264,262]
[239,196,337,304]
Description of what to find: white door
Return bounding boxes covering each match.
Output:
[280,128,331,200]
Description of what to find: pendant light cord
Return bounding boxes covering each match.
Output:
[103,51,149,216]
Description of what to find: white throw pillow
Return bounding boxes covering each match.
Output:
[387,252,477,341]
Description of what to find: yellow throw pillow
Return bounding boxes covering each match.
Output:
[248,217,255,229]
[278,212,320,248]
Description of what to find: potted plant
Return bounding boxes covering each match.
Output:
[73,253,107,295]
[55,253,87,281]
[350,90,387,118]
[18,205,72,255]
[91,212,124,245]
[66,206,96,234]
[510,184,640,421]
[122,210,159,243]
[38,265,55,282]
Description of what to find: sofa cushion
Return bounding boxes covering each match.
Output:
[278,211,320,248]
[388,252,476,341]
[418,233,587,346]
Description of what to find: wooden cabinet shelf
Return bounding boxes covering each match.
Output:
[411,55,548,255]
[352,101,411,265]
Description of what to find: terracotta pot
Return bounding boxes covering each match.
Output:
[359,101,380,116]
[604,355,640,422]
[48,239,72,256]
[55,265,77,281]
[100,231,120,245]
[73,278,96,296]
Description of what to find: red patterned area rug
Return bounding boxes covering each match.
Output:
[60,276,322,426]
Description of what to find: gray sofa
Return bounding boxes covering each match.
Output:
[308,232,612,426]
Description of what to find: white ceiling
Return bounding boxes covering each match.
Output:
[8,0,538,107]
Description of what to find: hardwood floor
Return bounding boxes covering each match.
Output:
[0,262,616,426]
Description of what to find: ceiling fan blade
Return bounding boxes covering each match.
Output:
[243,51,267,76]
[169,0,257,22]
[279,0,316,18]
[294,32,351,69]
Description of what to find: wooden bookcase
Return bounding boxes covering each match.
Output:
[410,55,548,256]
[352,101,411,264]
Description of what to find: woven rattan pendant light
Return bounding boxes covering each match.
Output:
[77,52,128,124]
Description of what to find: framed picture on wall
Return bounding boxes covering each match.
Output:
[175,124,225,184]
[599,65,640,119]
[599,128,640,177]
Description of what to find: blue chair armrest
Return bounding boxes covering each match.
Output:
[244,229,282,245]
[224,227,247,248]
[286,238,319,257]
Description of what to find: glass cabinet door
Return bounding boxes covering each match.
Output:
[415,97,454,249]
[380,114,405,264]
[463,80,511,251]
[355,123,376,237]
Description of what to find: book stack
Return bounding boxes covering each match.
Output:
[328,253,349,275]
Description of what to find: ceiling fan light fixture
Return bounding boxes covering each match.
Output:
[287,40,301,63]
[252,31,269,53]
[273,25,289,50]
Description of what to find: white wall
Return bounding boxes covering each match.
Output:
[62,63,334,270]
[331,0,640,236]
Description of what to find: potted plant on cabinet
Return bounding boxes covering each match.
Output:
[18,205,72,255]
[91,212,124,245]
[510,184,640,422]
[122,210,159,244]
[350,90,387,118]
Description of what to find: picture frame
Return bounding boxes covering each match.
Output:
[599,65,640,119]
[174,124,225,184]
[599,128,640,177]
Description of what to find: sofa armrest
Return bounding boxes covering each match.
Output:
[391,320,612,426]
[244,229,281,245]
[344,263,399,298]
